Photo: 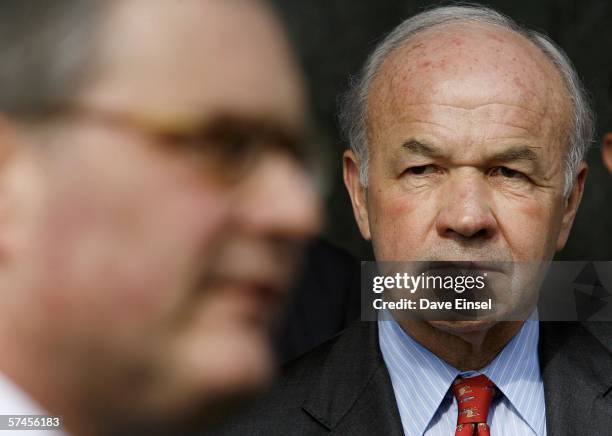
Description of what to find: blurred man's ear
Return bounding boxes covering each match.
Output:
[0,116,26,234]
[556,162,588,251]
[343,149,371,240]
[0,117,18,261]
[0,117,16,166]
[603,133,612,173]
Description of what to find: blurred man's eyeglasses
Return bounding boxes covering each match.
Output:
[36,105,322,187]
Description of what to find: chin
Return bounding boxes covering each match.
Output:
[428,319,497,335]
[166,287,281,412]
[203,323,275,398]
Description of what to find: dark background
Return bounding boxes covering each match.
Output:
[271,0,612,261]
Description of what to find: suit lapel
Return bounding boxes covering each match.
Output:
[296,319,612,435]
[539,321,612,435]
[301,321,404,435]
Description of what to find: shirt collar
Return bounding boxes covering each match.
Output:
[378,311,544,436]
[0,371,70,435]
[479,312,545,435]
[0,371,47,415]
[379,314,459,436]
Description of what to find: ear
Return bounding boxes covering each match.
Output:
[342,149,371,240]
[603,133,612,173]
[0,116,20,261]
[0,117,16,166]
[555,161,588,251]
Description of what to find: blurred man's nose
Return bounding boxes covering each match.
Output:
[435,171,497,242]
[232,152,322,239]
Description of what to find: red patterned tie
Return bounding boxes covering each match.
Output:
[452,375,495,436]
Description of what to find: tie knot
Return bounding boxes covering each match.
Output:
[452,375,495,425]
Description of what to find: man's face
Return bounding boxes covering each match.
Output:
[344,25,586,328]
[1,0,319,429]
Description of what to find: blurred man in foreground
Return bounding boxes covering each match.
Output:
[223,5,612,435]
[0,0,319,435]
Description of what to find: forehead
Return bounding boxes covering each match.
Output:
[367,23,571,148]
[79,0,304,131]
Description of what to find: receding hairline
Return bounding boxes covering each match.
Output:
[339,5,594,197]
[366,20,573,132]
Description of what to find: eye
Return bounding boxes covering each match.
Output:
[489,166,526,180]
[405,164,438,175]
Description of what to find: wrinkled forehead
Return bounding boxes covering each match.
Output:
[367,22,572,145]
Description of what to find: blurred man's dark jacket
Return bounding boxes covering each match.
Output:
[273,238,361,362]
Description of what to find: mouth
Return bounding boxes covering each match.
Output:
[238,281,284,319]
[199,276,287,329]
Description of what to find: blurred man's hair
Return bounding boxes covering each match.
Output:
[0,0,102,119]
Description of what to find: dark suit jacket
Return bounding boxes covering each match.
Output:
[218,321,612,435]
[273,239,360,363]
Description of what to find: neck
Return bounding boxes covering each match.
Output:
[398,320,523,370]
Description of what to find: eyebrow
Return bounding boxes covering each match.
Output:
[153,113,301,150]
[401,140,444,157]
[402,140,539,163]
[205,116,299,143]
[489,146,539,163]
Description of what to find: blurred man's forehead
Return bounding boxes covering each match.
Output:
[78,0,305,135]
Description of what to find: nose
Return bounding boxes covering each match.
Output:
[435,171,497,242]
[231,151,322,240]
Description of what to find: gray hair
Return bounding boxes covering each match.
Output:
[338,5,595,197]
[0,0,102,119]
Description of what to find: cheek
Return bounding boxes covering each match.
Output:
[368,187,434,260]
[494,194,561,260]
[30,152,229,336]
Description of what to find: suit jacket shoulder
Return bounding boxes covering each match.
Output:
[539,321,612,435]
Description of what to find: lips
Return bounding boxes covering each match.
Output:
[196,272,288,329]
[235,281,284,315]
[193,238,305,327]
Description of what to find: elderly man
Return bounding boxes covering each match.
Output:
[0,0,320,435]
[222,5,611,436]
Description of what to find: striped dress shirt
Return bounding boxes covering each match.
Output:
[378,312,546,436]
